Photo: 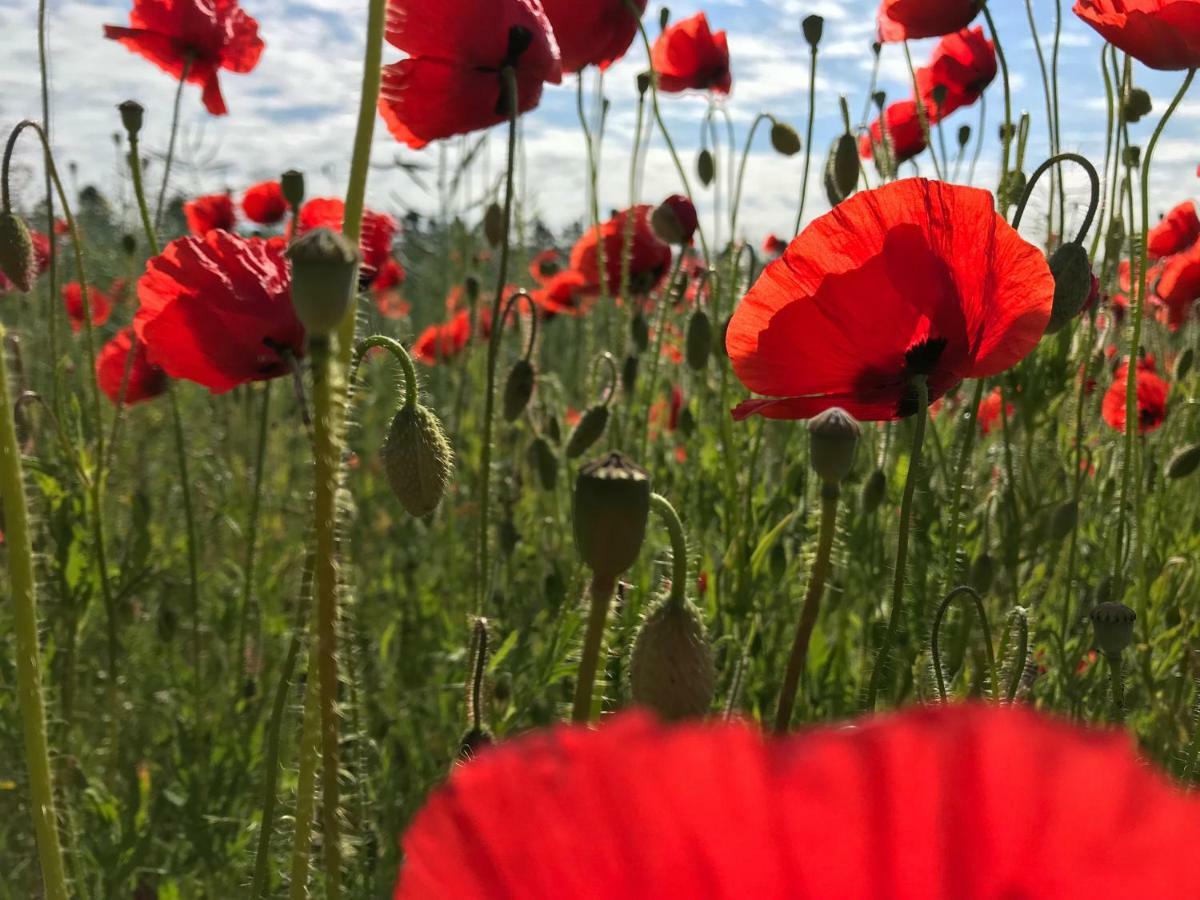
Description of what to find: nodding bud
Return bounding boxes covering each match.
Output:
[651,194,698,245]
[1167,443,1200,480]
[281,169,305,209]
[861,468,886,513]
[872,90,886,111]
[621,354,639,396]
[659,7,670,30]
[957,124,972,148]
[1046,242,1093,333]
[502,358,536,422]
[630,595,715,721]
[1123,87,1152,123]
[1175,347,1194,380]
[121,234,137,256]
[631,312,649,352]
[969,552,995,594]
[483,202,504,247]
[802,14,824,48]
[527,435,559,490]
[685,309,713,370]
[1048,499,1078,541]
[808,407,860,485]
[573,452,651,577]
[637,71,652,96]
[697,149,715,187]
[0,212,36,293]
[770,120,802,156]
[117,100,144,136]
[1090,601,1136,658]
[381,403,454,517]
[286,227,360,334]
[566,404,610,458]
[1122,145,1141,169]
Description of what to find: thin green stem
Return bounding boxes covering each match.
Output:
[237,381,272,688]
[571,572,618,723]
[650,493,688,604]
[930,586,999,702]
[167,383,202,677]
[902,41,944,182]
[943,379,986,593]
[154,58,191,230]
[1106,653,1125,722]
[793,49,819,236]
[289,643,322,900]
[1024,0,1058,242]
[982,4,1014,213]
[37,0,61,413]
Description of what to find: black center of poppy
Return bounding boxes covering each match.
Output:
[903,337,947,377]
[1139,407,1157,427]
[505,26,533,67]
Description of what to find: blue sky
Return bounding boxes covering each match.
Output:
[0,0,1196,242]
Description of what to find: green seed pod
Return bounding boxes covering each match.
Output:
[621,353,639,396]
[678,405,696,437]
[1090,601,1136,658]
[823,154,843,208]
[802,14,824,48]
[631,312,650,353]
[573,452,651,577]
[969,552,996,594]
[527,436,559,490]
[381,403,454,517]
[483,201,504,246]
[832,132,860,199]
[1174,347,1193,380]
[1048,499,1078,541]
[808,407,861,486]
[637,71,652,96]
[861,468,886,514]
[0,211,36,293]
[281,169,305,210]
[770,120,802,156]
[1046,243,1093,333]
[117,99,144,136]
[502,358,536,422]
[697,148,715,187]
[286,227,360,334]
[1167,443,1200,480]
[566,404,610,458]
[630,595,715,721]
[685,308,713,370]
[957,124,971,148]
[1123,87,1152,123]
[1122,145,1141,170]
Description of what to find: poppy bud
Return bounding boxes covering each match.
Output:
[381,403,454,517]
[573,452,651,577]
[546,414,562,445]
[872,90,886,111]
[121,233,137,256]
[931,84,949,114]
[566,404,610,458]
[651,195,698,245]
[1123,87,1152,123]
[1122,145,1140,170]
[1045,242,1093,333]
[717,315,730,359]
[0,212,36,293]
[1167,443,1200,480]
[621,354,639,396]
[483,202,504,247]
[281,169,305,210]
[685,309,712,370]
[527,436,559,490]
[872,40,882,56]
[1175,347,1193,380]
[1048,499,1077,541]
[678,405,696,437]
[970,551,996,594]
[861,468,887,513]
[660,7,670,30]
[770,120,802,157]
[502,358,535,422]
[1090,601,1136,658]
[117,99,144,136]
[631,311,649,352]
[457,726,493,762]
[957,124,971,148]
[630,594,715,721]
[802,14,824,49]
[286,227,360,335]
[831,133,859,199]
[697,149,715,187]
[808,407,860,486]
[637,71,652,96]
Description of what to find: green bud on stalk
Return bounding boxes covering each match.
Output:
[117,99,144,136]
[861,468,887,513]
[1046,243,1093,333]
[381,403,454,518]
[281,169,305,210]
[1166,443,1200,480]
[630,594,715,721]
[566,405,610,459]
[685,308,713,370]
[697,149,715,187]
[1090,601,1136,658]
[0,212,36,293]
[502,358,536,422]
[484,202,504,246]
[527,436,559,490]
[808,407,860,486]
[770,120,802,157]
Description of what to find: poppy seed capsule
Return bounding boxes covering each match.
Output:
[573,452,651,577]
[1090,601,1136,658]
[1123,87,1152,123]
[832,132,860,198]
[861,468,887,513]
[117,99,144,135]
[527,436,558,490]
[697,149,715,187]
[381,403,454,518]
[483,202,504,247]
[1167,443,1200,480]
[770,120,802,157]
[957,124,971,148]
[630,594,715,722]
[802,14,824,48]
[281,169,305,209]
[0,212,36,293]
[502,358,536,422]
[808,407,861,485]
[636,71,651,96]
[686,309,713,370]
[1046,243,1093,333]
[286,227,360,335]
[566,404,609,458]
[1123,145,1141,170]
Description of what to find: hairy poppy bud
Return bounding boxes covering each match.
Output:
[281,169,305,210]
[1090,601,1135,658]
[829,133,859,201]
[286,227,360,334]
[861,468,886,513]
[117,99,144,136]
[545,414,561,445]
[566,404,610,458]
[1122,145,1140,170]
[0,212,36,293]
[483,202,504,247]
[502,358,535,422]
[660,7,670,30]
[1046,242,1093,333]
[527,436,558,490]
[630,594,715,721]
[697,149,715,187]
[1167,443,1200,480]
[631,312,649,353]
[121,233,137,256]
[1175,347,1194,380]
[573,452,651,577]
[685,309,712,370]
[802,14,824,48]
[1123,87,1152,123]
[770,120,802,157]
[970,551,995,594]
[651,194,698,245]
[1048,499,1078,541]
[621,354,639,396]
[808,407,860,485]
[381,403,454,517]
[957,124,971,148]
[637,71,652,96]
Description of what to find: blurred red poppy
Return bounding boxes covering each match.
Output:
[393,705,1200,899]
[915,27,996,118]
[379,0,562,149]
[569,205,672,298]
[1147,200,1199,258]
[96,327,167,405]
[104,0,265,116]
[63,282,113,333]
[878,0,980,42]
[242,181,288,226]
[541,0,646,73]
[413,311,472,365]
[134,231,304,393]
[977,386,1012,434]
[1102,360,1169,433]
[1155,240,1200,329]
[860,100,928,166]
[727,179,1053,421]
[297,198,398,286]
[373,259,410,319]
[1074,0,1200,70]
[532,269,589,317]
[184,193,236,235]
[651,13,731,94]
[762,234,787,256]
[529,249,562,284]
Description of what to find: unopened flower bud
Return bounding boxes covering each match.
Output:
[117,100,144,136]
[651,194,698,245]
[637,71,652,96]
[678,405,696,437]
[527,436,559,490]
[802,14,824,49]
[286,227,360,334]
[1123,87,1152,123]
[1090,601,1135,658]
[0,212,36,293]
[770,120,802,156]
[1167,443,1200,480]
[566,404,610,458]
[281,169,305,210]
[861,468,886,513]
[685,308,713,370]
[502,358,536,422]
[1175,347,1193,380]
[830,132,859,200]
[957,124,971,148]
[381,403,454,517]
[1122,145,1140,169]
[808,407,860,485]
[1046,242,1093,333]
[573,452,651,577]
[483,202,504,247]
[464,275,481,303]
[630,594,715,721]
[660,7,670,31]
[457,726,493,762]
[121,233,137,256]
[697,149,715,187]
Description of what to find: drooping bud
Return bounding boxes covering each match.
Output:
[1045,242,1093,333]
[621,354,639,396]
[651,194,698,245]
[381,403,454,517]
[502,358,536,422]
[527,436,559,490]
[117,100,144,136]
[861,468,886,513]
[0,212,36,293]
[573,452,651,577]
[565,404,610,458]
[685,308,713,370]
[826,133,859,204]
[1167,443,1200,480]
[697,149,715,187]
[281,169,305,210]
[483,202,504,246]
[637,71,652,96]
[286,227,360,334]
[808,407,860,485]
[802,14,824,49]
[1090,601,1136,658]
[1123,87,1152,123]
[631,312,649,353]
[770,120,802,156]
[630,594,715,721]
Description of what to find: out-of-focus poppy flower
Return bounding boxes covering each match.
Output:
[379,0,563,149]
[1074,0,1200,71]
[1155,240,1200,329]
[570,205,672,298]
[393,705,1200,899]
[297,198,398,285]
[242,181,288,226]
[654,194,699,245]
[373,257,407,293]
[376,291,411,319]
[878,0,981,42]
[96,327,167,405]
[373,259,410,319]
[184,193,236,235]
[860,100,928,166]
[104,0,265,116]
[668,383,683,431]
[762,234,787,256]
[412,310,472,365]
[529,249,562,284]
[977,386,1012,434]
[1148,200,1200,258]
[915,27,996,118]
[133,231,304,393]
[541,0,646,73]
[63,282,113,333]
[650,12,732,94]
[727,179,1053,421]
[532,269,589,317]
[1102,360,1169,433]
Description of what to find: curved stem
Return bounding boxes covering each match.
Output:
[1011,152,1100,244]
[792,48,819,236]
[37,0,61,412]
[981,4,1014,213]
[590,350,620,407]
[930,585,999,702]
[571,572,618,723]
[650,492,688,604]
[501,289,538,361]
[154,58,191,230]
[352,333,419,409]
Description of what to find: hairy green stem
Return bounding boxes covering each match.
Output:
[289,644,322,900]
[793,49,819,236]
[650,493,688,603]
[572,572,618,723]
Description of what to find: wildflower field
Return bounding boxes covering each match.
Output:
[3,0,1200,896]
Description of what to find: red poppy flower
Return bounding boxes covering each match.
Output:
[878,0,981,42]
[297,198,398,285]
[726,179,1053,422]
[541,0,646,73]
[860,100,928,166]
[656,194,699,245]
[569,205,672,298]
[915,27,996,119]
[104,0,265,116]
[532,269,590,317]
[379,0,562,150]
[1147,200,1200,258]
[184,193,236,235]
[133,231,304,393]
[977,386,1012,434]
[393,705,1200,899]
[242,181,288,226]
[1155,239,1200,329]
[651,13,731,94]
[413,310,472,365]
[62,282,113,333]
[96,327,167,405]
[1102,360,1169,433]
[373,259,410,319]
[529,249,562,285]
[1073,0,1200,70]
[762,234,787,256]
